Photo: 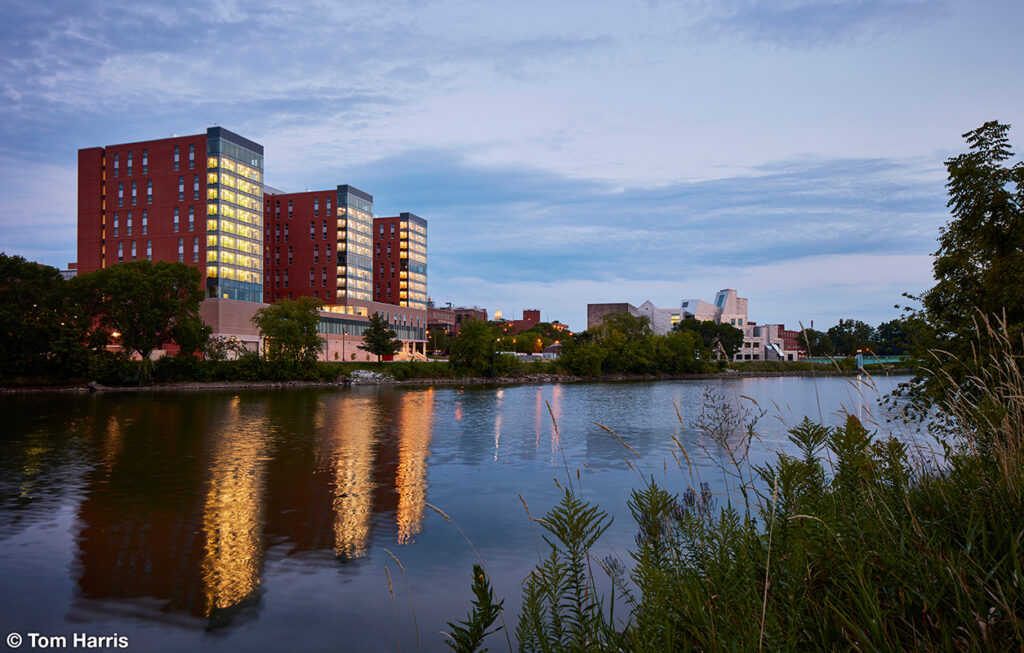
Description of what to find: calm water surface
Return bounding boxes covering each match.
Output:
[0,375,923,651]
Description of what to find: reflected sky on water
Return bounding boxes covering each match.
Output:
[0,375,924,651]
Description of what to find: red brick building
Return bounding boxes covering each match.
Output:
[373,213,427,309]
[77,127,265,302]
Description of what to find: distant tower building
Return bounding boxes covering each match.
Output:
[372,212,427,309]
[78,127,265,301]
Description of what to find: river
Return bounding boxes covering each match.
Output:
[0,374,928,651]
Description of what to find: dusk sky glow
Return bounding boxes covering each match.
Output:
[2,0,1021,330]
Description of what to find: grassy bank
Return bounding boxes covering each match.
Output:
[443,353,1023,651]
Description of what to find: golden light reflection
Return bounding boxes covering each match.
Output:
[551,385,563,455]
[394,389,435,545]
[200,397,268,615]
[329,399,376,559]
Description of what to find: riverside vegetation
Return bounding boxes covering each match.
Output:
[435,121,1024,651]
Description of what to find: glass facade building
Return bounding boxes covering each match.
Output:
[399,213,428,309]
[205,127,264,302]
[336,185,373,302]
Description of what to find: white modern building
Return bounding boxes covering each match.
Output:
[588,289,800,362]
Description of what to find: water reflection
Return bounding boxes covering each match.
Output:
[65,388,437,628]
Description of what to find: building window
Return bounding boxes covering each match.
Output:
[386,243,391,256]
[288,246,293,265]
[314,198,319,217]
[275,270,280,288]
[325,244,331,263]
[113,153,119,177]
[126,151,133,176]
[284,270,289,288]
[193,175,199,201]
[188,143,195,169]
[126,212,133,236]
[284,224,289,242]
[322,221,327,240]
[310,221,315,240]
[193,237,199,262]
[288,200,293,219]
[178,176,184,201]
[131,181,137,205]
[313,245,319,264]
[188,206,195,231]
[326,197,331,213]
[322,268,327,287]
[146,240,152,260]
[173,207,179,232]
[275,225,280,243]
[275,201,280,218]
[375,243,380,257]
[142,210,148,235]
[178,238,184,262]
[118,182,124,207]
[380,223,385,235]
[309,268,315,287]
[390,223,395,235]
[146,179,152,204]
[174,146,180,171]
[117,242,123,262]
[131,241,137,260]
[142,149,148,174]
[113,213,119,237]
[275,247,280,265]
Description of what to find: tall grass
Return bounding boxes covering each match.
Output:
[452,322,1024,651]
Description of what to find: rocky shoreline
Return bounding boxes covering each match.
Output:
[1,368,912,394]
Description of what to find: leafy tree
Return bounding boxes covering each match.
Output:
[449,319,497,376]
[673,319,744,359]
[923,121,1024,334]
[827,319,875,356]
[252,296,324,364]
[874,319,911,356]
[428,327,451,355]
[798,328,834,357]
[358,312,402,362]
[77,260,208,363]
[0,253,90,378]
[901,121,1024,405]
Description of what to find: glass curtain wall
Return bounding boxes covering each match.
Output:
[205,128,264,302]
[336,186,373,302]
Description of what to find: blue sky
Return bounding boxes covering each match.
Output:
[1,0,1021,331]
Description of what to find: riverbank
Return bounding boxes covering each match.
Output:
[0,367,913,394]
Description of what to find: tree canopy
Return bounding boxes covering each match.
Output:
[78,260,209,361]
[673,319,744,359]
[252,296,324,364]
[448,319,497,376]
[358,312,402,361]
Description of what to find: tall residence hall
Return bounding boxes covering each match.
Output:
[588,289,801,361]
[77,127,429,360]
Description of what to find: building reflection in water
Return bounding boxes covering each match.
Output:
[200,395,269,616]
[71,389,436,627]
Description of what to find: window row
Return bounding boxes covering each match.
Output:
[115,237,198,263]
[111,145,196,177]
[109,208,197,236]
